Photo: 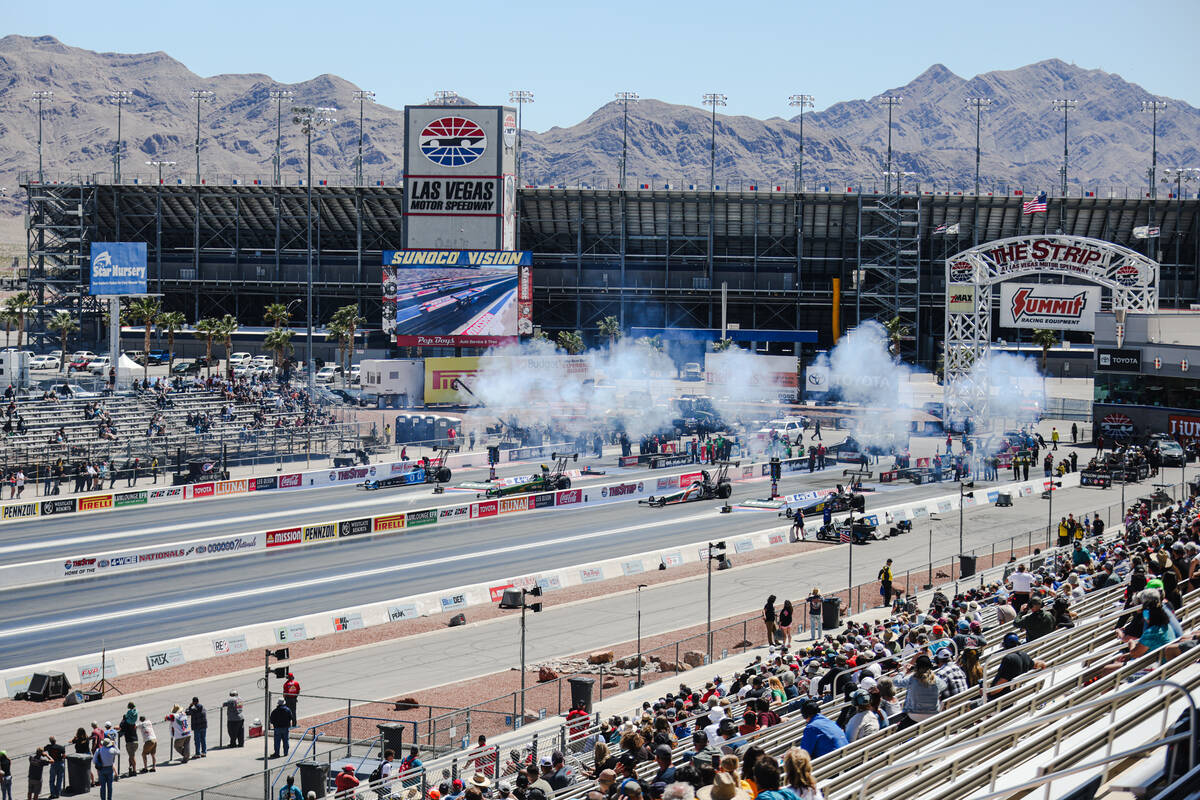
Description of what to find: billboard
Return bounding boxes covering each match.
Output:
[382,251,530,347]
[999,283,1101,331]
[947,285,976,313]
[403,106,517,252]
[1096,348,1142,373]
[425,356,480,404]
[89,242,147,295]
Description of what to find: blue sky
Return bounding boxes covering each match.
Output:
[8,0,1199,130]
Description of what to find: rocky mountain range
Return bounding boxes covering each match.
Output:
[2,34,1199,246]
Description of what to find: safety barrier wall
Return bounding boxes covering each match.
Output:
[1,470,1076,694]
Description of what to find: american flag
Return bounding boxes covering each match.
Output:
[1022,192,1048,214]
[839,528,852,544]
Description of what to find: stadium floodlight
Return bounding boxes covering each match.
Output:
[788,94,814,192]
[292,106,338,395]
[1051,99,1078,233]
[1141,100,1168,222]
[877,95,902,194]
[509,90,534,248]
[432,90,458,105]
[964,97,992,244]
[32,90,54,184]
[615,91,639,189]
[702,93,727,192]
[269,90,295,186]
[1161,168,1199,305]
[353,90,376,186]
[190,89,216,185]
[145,160,177,184]
[109,90,132,184]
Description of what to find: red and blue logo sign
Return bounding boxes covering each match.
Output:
[420,116,487,167]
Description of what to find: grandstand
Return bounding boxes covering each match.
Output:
[21,177,1200,363]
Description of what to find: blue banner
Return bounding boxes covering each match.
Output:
[89,242,148,295]
[383,250,531,267]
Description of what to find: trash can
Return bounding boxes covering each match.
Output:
[821,597,841,630]
[959,554,977,579]
[377,723,405,756]
[568,676,595,714]
[297,761,329,799]
[66,752,92,794]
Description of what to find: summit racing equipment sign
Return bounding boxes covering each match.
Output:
[419,116,488,168]
[1000,283,1100,331]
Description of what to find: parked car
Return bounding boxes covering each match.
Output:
[67,351,98,372]
[171,359,204,375]
[124,350,147,364]
[87,356,113,375]
[29,354,58,370]
[145,350,172,365]
[348,364,361,384]
[251,355,273,368]
[315,364,344,383]
[228,352,252,367]
[681,362,703,381]
[329,387,366,406]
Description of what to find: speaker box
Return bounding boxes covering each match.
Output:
[27,671,70,702]
[448,613,467,627]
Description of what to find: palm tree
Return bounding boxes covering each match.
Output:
[325,318,348,383]
[556,330,585,355]
[332,304,366,385]
[0,307,17,349]
[530,328,549,343]
[217,314,238,379]
[636,335,664,352]
[5,292,33,348]
[883,315,911,359]
[596,315,621,348]
[158,311,186,371]
[263,302,292,329]
[713,338,733,352]
[193,317,220,378]
[264,327,294,372]
[1031,329,1059,373]
[48,312,78,373]
[126,297,161,381]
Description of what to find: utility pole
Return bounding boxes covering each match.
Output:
[1051,99,1078,234]
[146,161,175,294]
[615,92,639,189]
[292,105,337,396]
[1142,100,1168,244]
[964,97,991,245]
[190,89,216,185]
[878,95,902,195]
[353,90,375,186]
[32,90,54,184]
[509,90,534,249]
[269,90,294,186]
[787,94,814,192]
[702,93,726,309]
[110,90,131,184]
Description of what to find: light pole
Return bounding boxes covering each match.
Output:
[705,541,727,661]
[1045,478,1063,548]
[958,480,974,558]
[262,647,290,798]
[498,587,542,725]
[964,97,991,245]
[110,90,131,184]
[878,95,902,195]
[32,90,54,184]
[615,92,638,189]
[635,583,647,688]
[788,94,813,192]
[1142,100,1168,243]
[1161,168,1199,306]
[509,90,534,250]
[352,90,375,186]
[292,105,337,396]
[146,160,176,293]
[269,90,294,186]
[190,89,215,185]
[702,93,727,191]
[1051,99,1078,234]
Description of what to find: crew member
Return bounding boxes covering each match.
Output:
[878,559,894,605]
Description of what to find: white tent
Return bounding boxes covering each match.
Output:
[115,353,143,386]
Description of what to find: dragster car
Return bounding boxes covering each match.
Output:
[639,461,736,507]
[360,450,452,490]
[780,485,865,518]
[461,453,579,498]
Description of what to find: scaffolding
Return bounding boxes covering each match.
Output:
[25,178,96,349]
[856,190,921,358]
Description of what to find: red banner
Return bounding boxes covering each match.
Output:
[1169,414,1200,440]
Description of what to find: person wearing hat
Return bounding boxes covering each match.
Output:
[269,697,296,758]
[335,764,360,794]
[934,648,969,699]
[696,772,750,800]
[470,773,493,793]
[648,744,676,798]
[588,770,617,800]
[547,751,570,791]
[282,672,301,716]
[1013,596,1055,643]
[806,590,823,642]
[92,738,119,800]
[529,760,555,799]
[988,634,1045,698]
[186,697,208,758]
[842,690,882,742]
[890,655,946,730]
[223,690,245,748]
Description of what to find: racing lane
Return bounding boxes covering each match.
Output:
[0,470,1094,666]
[392,278,514,336]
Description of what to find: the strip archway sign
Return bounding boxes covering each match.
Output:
[943,234,1159,428]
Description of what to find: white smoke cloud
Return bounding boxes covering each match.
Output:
[953,351,1046,448]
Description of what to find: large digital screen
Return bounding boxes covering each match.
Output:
[382,251,531,348]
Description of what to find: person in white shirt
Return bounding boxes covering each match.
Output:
[167,705,192,763]
[137,715,158,773]
[1008,564,1034,611]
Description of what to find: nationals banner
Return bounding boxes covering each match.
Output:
[999,283,1101,331]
